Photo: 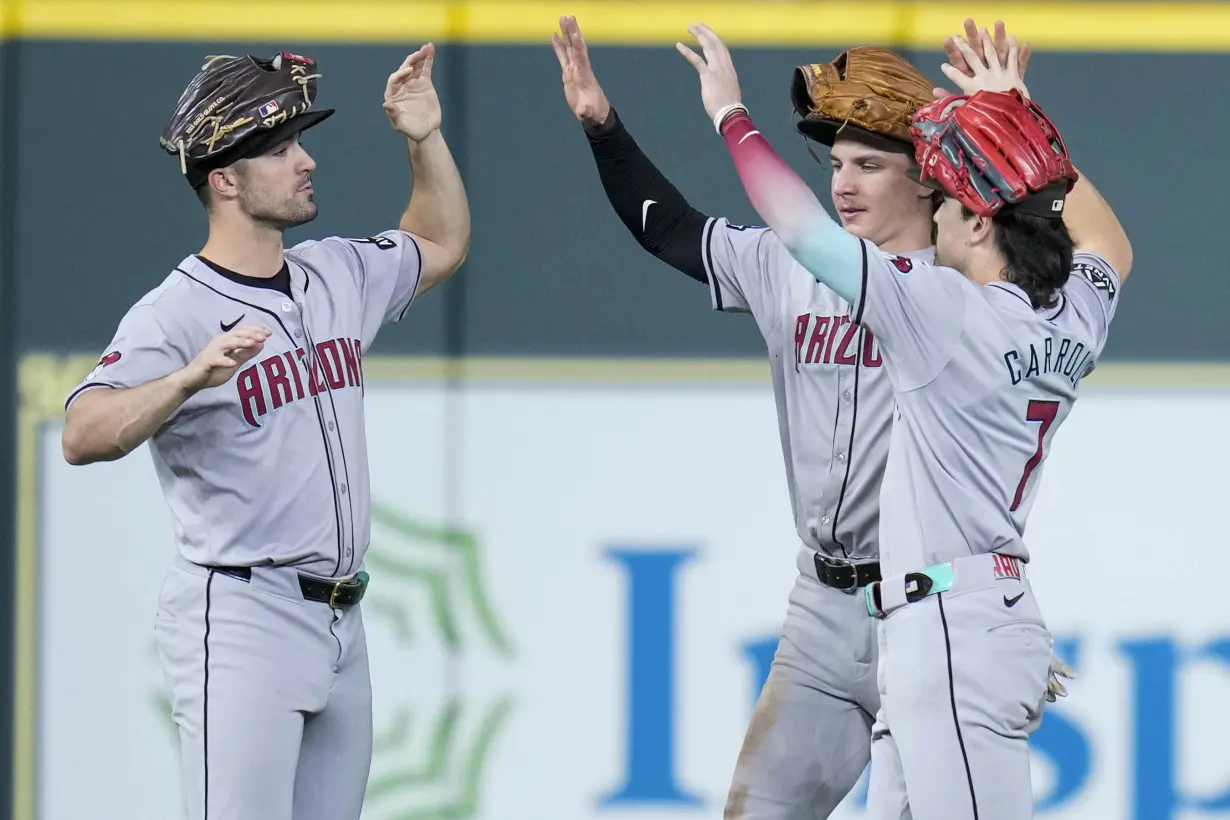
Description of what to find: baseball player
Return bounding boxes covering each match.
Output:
[554,15,1065,819]
[60,47,470,820]
[680,18,1131,820]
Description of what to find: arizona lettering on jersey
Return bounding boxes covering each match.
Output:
[64,230,423,577]
[794,313,883,368]
[702,215,935,559]
[237,337,364,427]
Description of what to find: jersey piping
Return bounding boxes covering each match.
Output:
[702,218,722,310]
[177,268,348,574]
[292,261,358,576]
[824,241,871,557]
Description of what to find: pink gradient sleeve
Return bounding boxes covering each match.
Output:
[720,110,864,304]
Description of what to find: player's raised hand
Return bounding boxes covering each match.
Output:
[384,44,442,142]
[676,23,744,126]
[553,16,612,127]
[931,18,1032,100]
[181,326,272,392]
[935,19,1031,100]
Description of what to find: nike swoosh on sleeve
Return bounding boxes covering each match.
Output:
[641,199,656,233]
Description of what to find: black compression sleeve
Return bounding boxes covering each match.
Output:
[583,107,711,283]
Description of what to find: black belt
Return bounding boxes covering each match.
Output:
[813,553,881,591]
[208,565,369,609]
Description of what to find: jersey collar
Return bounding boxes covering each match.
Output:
[177,254,309,309]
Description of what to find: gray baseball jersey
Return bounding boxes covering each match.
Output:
[850,243,1123,820]
[66,230,423,578]
[702,216,936,562]
[66,229,422,820]
[851,244,1120,576]
[699,217,935,820]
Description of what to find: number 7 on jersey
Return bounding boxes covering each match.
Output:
[1010,399,1061,511]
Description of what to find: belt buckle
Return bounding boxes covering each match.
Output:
[328,571,368,608]
[817,554,859,592]
[329,576,353,608]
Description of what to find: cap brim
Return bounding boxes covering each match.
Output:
[185,108,335,188]
[241,108,335,157]
[796,117,913,155]
[905,162,944,191]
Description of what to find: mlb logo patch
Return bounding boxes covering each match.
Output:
[259,99,280,118]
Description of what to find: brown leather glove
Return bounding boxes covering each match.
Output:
[791,46,935,151]
[160,52,335,187]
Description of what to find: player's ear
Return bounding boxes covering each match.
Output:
[970,212,996,247]
[208,166,241,201]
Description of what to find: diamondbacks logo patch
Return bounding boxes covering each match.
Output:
[86,351,122,381]
[890,255,914,274]
[1072,262,1117,301]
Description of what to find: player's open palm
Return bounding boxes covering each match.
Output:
[676,23,743,125]
[939,19,1030,99]
[553,15,611,126]
[384,44,442,142]
[182,326,272,392]
[932,19,1032,100]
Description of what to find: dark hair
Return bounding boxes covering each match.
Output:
[962,204,1074,310]
[930,190,943,244]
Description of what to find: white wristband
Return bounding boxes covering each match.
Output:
[713,103,748,135]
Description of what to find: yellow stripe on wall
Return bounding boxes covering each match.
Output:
[0,0,1227,50]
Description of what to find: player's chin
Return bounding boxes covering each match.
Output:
[839,216,875,241]
[291,200,320,224]
[271,205,318,231]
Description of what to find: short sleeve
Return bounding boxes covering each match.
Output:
[293,230,424,338]
[702,218,795,330]
[1060,252,1122,355]
[64,304,193,412]
[851,240,969,391]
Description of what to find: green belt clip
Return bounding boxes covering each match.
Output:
[865,562,955,617]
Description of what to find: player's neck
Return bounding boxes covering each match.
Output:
[874,220,933,255]
[963,246,1010,287]
[199,215,286,279]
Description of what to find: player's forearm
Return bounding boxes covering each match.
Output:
[398,130,471,266]
[1063,167,1133,282]
[584,106,711,283]
[719,109,863,303]
[62,373,194,465]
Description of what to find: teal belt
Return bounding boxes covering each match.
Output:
[865,562,955,618]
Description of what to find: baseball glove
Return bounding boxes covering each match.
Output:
[791,46,936,151]
[910,88,1078,218]
[159,51,334,187]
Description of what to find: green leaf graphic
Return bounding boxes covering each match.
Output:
[369,502,514,656]
[366,696,516,820]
